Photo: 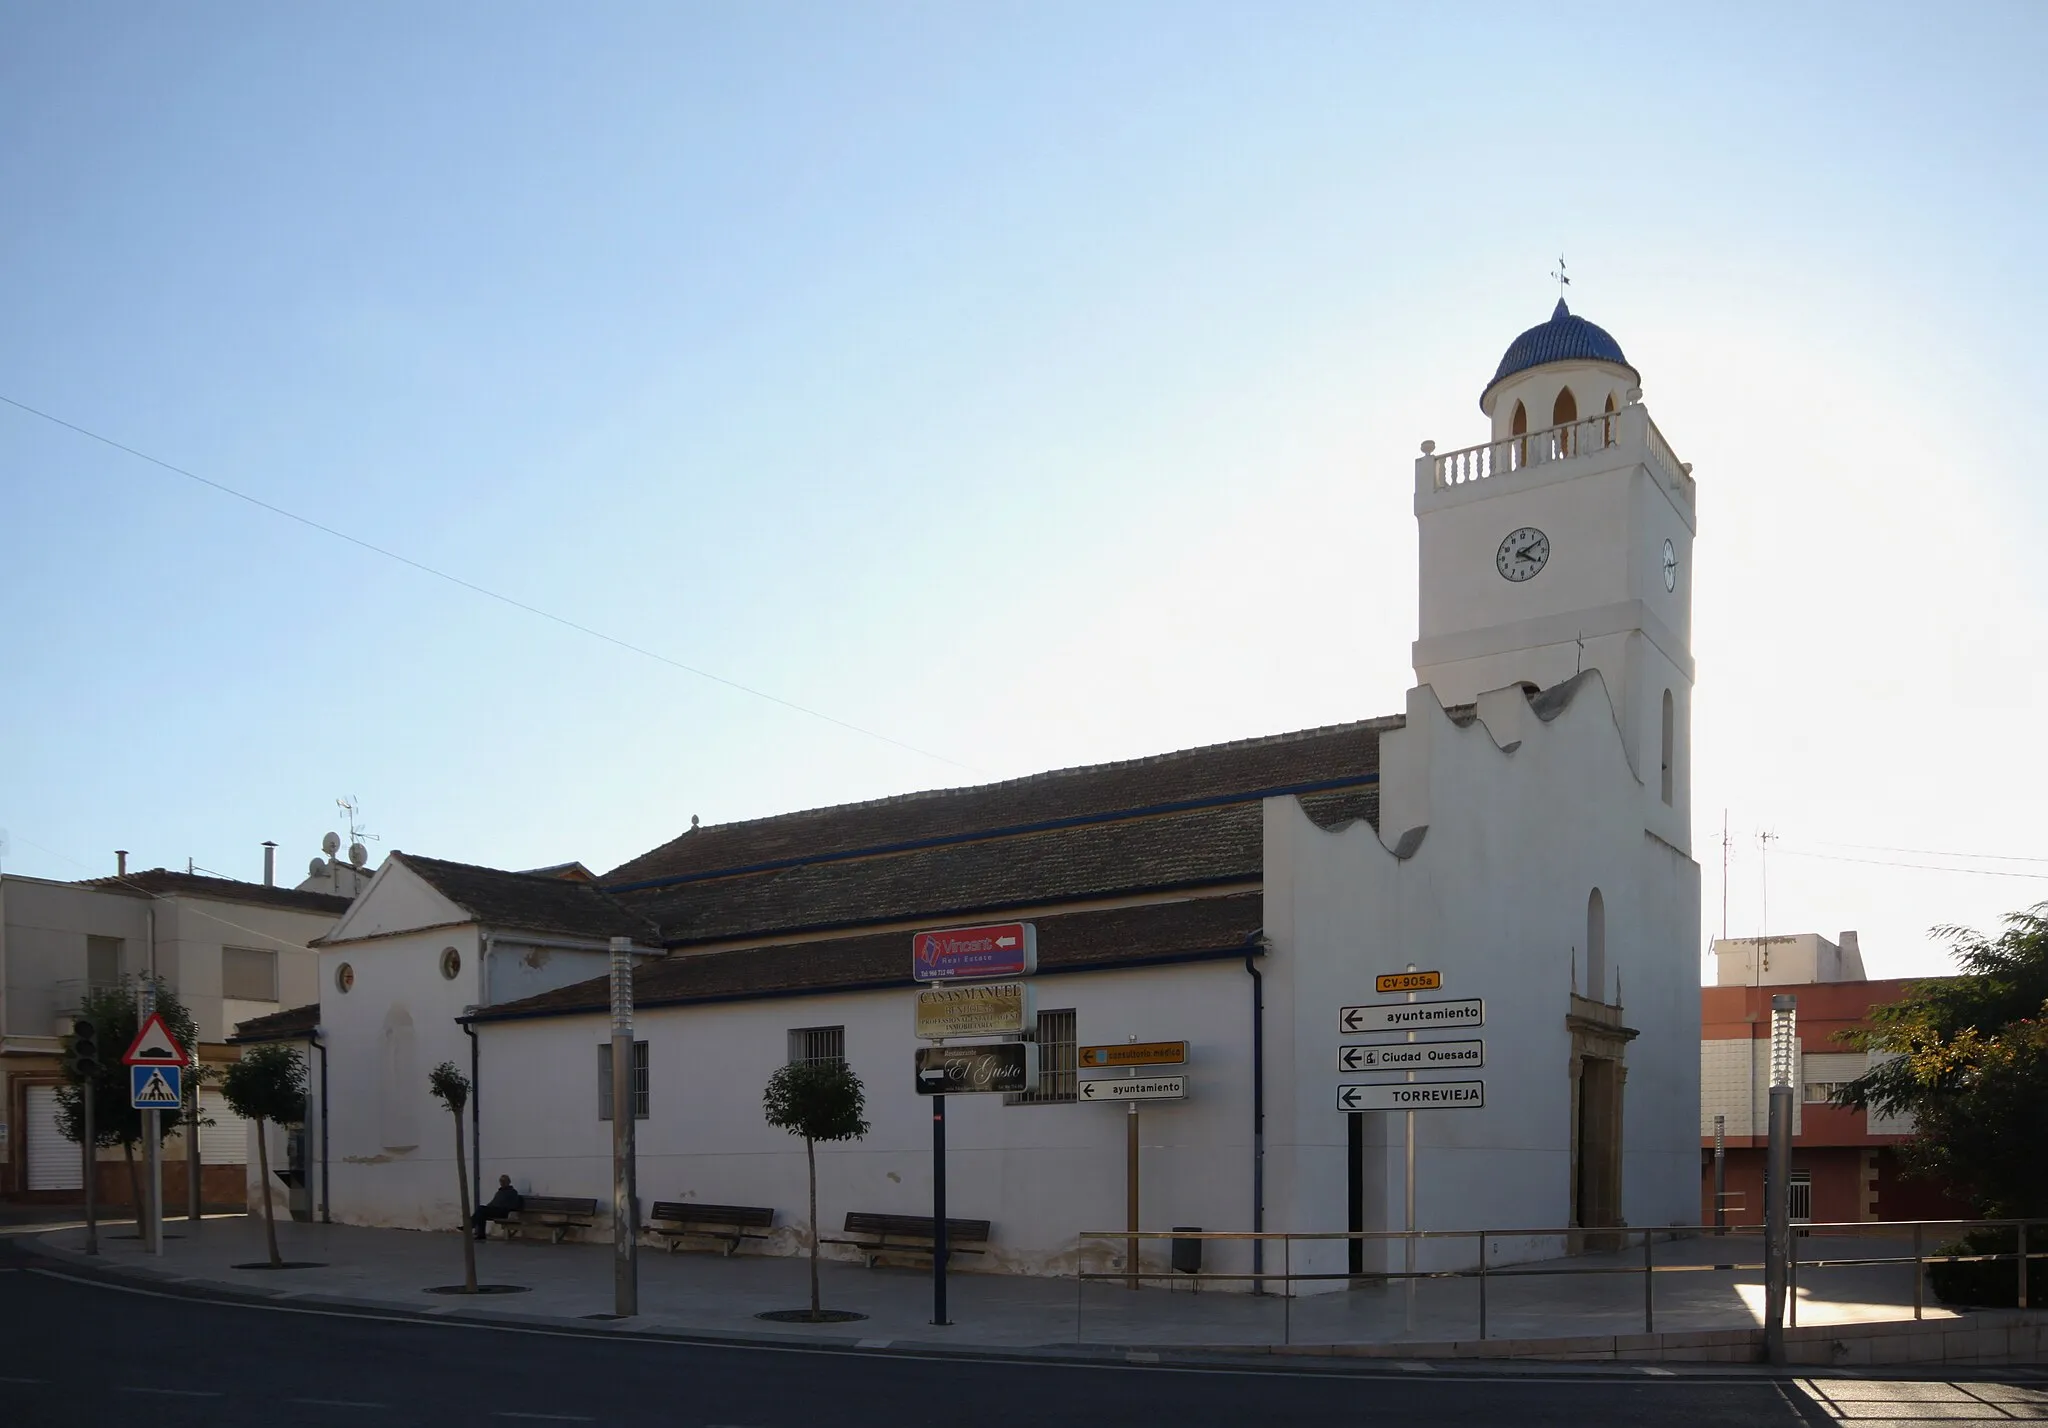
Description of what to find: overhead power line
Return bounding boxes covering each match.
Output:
[0,393,979,775]
[1776,847,2048,881]
[1798,838,2048,865]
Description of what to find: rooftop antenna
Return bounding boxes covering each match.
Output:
[337,796,382,871]
[1551,255,1570,303]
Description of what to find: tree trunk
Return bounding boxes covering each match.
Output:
[454,1111,476,1293]
[122,1140,142,1224]
[255,1121,281,1267]
[807,1136,820,1318]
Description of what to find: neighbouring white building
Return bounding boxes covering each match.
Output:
[1,853,351,1206]
[252,299,1703,1287]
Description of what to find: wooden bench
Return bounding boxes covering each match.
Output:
[646,1201,775,1256]
[823,1212,991,1269]
[492,1195,600,1245]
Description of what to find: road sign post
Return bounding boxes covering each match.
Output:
[68,1018,100,1256]
[125,1002,186,1259]
[931,1092,949,1326]
[609,937,638,1319]
[1126,1101,1139,1291]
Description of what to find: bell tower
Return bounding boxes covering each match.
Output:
[1411,300,1697,852]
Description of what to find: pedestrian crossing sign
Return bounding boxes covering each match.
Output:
[131,1063,182,1109]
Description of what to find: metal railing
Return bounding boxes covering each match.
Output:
[1075,1219,2045,1345]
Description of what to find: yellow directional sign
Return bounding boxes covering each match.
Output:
[1077,1041,1187,1069]
[1375,970,1442,994]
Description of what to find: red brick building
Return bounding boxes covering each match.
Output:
[1700,933,1969,1227]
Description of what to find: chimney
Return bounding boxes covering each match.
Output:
[262,841,277,886]
[116,849,128,877]
[1838,931,1865,981]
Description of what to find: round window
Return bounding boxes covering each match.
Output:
[335,962,355,994]
[440,946,462,980]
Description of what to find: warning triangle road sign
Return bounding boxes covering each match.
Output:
[123,1012,187,1066]
[131,1064,182,1108]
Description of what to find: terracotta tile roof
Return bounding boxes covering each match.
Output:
[392,852,658,942]
[80,869,354,916]
[230,1002,321,1043]
[472,892,1266,1023]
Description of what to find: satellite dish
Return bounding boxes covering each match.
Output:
[348,842,369,868]
[309,857,328,878]
[321,832,341,856]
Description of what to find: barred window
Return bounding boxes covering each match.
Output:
[597,1042,649,1120]
[788,1025,845,1066]
[1008,1009,1077,1105]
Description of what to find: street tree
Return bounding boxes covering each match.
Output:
[56,981,203,1214]
[763,1059,870,1319]
[1838,903,2048,1303]
[220,1045,307,1269]
[428,1061,477,1293]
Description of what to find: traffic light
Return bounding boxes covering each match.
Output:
[66,1017,100,1081]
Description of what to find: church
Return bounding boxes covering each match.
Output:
[237,298,1703,1287]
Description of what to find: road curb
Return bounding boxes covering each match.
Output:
[15,1231,2034,1382]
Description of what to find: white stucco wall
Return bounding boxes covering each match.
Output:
[1263,677,1700,1284]
[472,955,1262,1279]
[318,920,483,1227]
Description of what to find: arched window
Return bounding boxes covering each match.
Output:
[1552,387,1578,456]
[1660,690,1675,805]
[1510,400,1529,467]
[1511,400,1527,435]
[1604,392,1617,414]
[1586,889,1607,1002]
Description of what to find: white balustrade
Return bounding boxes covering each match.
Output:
[1430,408,1694,506]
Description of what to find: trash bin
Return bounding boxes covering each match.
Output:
[1171,1227,1203,1275]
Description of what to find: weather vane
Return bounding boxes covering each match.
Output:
[1551,255,1570,302]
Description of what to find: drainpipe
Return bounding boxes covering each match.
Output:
[1245,947,1266,1295]
[311,1029,331,1224]
[463,1018,481,1218]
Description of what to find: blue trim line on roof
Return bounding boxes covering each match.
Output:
[605,773,1381,895]
[463,937,1267,1026]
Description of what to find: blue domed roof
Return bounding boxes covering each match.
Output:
[1483,299,1636,409]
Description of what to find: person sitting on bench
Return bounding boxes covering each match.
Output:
[472,1175,523,1240]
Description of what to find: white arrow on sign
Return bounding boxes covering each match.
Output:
[1078,1076,1186,1103]
[995,936,1018,948]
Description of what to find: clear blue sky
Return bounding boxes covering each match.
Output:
[4,3,2045,976]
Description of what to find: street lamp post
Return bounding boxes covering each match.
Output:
[609,937,638,1318]
[1763,993,1797,1364]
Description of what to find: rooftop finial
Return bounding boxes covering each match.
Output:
[1551,254,1570,307]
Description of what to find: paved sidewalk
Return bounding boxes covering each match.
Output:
[25,1216,1969,1356]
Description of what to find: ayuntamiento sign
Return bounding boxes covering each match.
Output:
[914,981,1035,1040]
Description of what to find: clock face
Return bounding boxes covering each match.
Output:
[1496,526,1549,582]
[1662,538,1678,592]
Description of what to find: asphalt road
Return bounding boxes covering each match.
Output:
[0,1235,2036,1428]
